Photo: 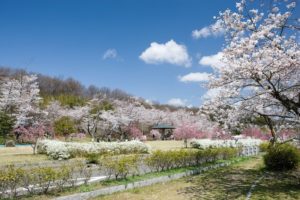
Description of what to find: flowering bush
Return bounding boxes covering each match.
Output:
[37,139,150,160]
[190,138,262,149]
[241,127,269,140]
[150,130,161,140]
[127,124,143,140]
[277,129,297,142]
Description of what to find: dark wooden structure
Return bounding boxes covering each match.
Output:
[152,123,175,140]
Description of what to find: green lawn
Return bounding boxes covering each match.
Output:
[145,140,187,151]
[93,156,300,200]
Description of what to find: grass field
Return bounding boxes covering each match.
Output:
[0,146,49,165]
[93,156,300,200]
[0,140,186,165]
[145,140,187,151]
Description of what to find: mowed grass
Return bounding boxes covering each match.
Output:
[0,146,49,165]
[92,156,300,200]
[0,146,84,165]
[0,140,186,165]
[145,140,186,151]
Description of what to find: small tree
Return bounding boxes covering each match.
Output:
[0,112,16,141]
[174,123,202,148]
[54,116,76,140]
[14,125,45,154]
[127,123,143,140]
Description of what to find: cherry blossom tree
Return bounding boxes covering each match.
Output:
[277,129,298,142]
[0,74,41,126]
[14,125,46,154]
[81,99,115,141]
[241,127,269,140]
[174,123,204,148]
[201,0,300,142]
[127,123,143,140]
[150,129,161,140]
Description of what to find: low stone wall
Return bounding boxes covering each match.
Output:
[54,159,245,200]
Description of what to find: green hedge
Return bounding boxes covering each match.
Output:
[264,143,300,171]
[0,147,241,198]
[145,147,240,172]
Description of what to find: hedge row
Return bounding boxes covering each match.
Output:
[0,147,241,199]
[0,161,92,199]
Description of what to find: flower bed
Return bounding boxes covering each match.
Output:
[190,139,262,149]
[37,140,150,160]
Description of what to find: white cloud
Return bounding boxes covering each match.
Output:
[102,49,118,60]
[201,88,221,100]
[192,20,225,39]
[192,27,211,38]
[178,72,211,83]
[139,40,192,67]
[199,52,225,68]
[167,98,187,107]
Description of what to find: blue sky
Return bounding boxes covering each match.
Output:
[0,0,235,106]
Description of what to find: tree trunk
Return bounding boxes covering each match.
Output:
[184,138,188,148]
[262,115,276,145]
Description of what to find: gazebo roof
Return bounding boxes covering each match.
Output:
[152,123,175,129]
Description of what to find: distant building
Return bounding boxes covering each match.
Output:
[152,123,175,140]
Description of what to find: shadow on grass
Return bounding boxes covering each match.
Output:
[252,171,300,200]
[178,167,262,200]
[178,162,300,200]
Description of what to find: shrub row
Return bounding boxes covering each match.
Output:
[99,147,241,181]
[145,148,240,172]
[37,139,150,160]
[0,147,241,198]
[0,161,93,199]
[101,155,140,180]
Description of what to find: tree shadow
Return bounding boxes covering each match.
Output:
[177,166,300,200]
[252,171,300,199]
[177,167,263,200]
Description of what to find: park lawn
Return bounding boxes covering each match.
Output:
[0,146,85,165]
[0,146,47,165]
[92,156,300,200]
[0,146,33,155]
[145,140,187,151]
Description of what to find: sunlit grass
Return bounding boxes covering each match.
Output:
[145,140,188,151]
[92,156,300,200]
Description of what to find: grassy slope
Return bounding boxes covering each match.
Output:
[93,156,300,200]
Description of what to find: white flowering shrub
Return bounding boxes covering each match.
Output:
[190,138,262,149]
[37,139,150,160]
